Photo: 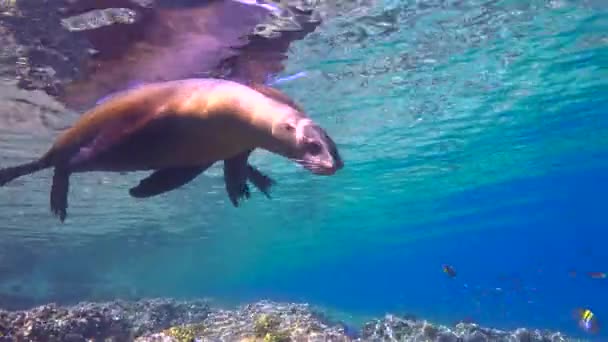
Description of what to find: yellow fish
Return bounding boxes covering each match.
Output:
[574,308,600,334]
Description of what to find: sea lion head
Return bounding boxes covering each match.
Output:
[231,81,343,175]
[270,114,344,176]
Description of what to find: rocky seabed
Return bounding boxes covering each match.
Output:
[0,299,584,342]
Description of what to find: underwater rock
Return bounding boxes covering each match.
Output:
[138,300,350,342]
[360,314,572,342]
[0,0,381,113]
[0,298,210,341]
[0,298,577,342]
[60,7,142,32]
[0,0,324,112]
[130,301,578,342]
[0,0,92,97]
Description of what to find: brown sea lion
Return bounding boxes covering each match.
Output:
[93,81,303,207]
[0,78,343,222]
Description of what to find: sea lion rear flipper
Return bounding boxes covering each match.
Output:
[224,150,276,207]
[50,168,70,223]
[129,164,213,198]
[0,158,50,187]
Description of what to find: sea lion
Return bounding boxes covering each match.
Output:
[0,78,343,222]
[87,81,303,207]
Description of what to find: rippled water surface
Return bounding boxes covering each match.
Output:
[0,0,607,339]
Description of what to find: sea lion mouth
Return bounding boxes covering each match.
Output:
[293,158,342,176]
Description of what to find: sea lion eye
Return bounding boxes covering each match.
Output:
[282,123,295,132]
[306,141,322,155]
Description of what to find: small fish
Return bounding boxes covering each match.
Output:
[442,264,456,278]
[574,308,600,334]
[588,272,606,279]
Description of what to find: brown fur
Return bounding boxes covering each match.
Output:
[47,78,298,172]
[247,82,305,112]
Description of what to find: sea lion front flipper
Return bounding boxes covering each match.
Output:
[223,150,276,207]
[246,165,276,199]
[224,151,252,207]
[129,164,213,198]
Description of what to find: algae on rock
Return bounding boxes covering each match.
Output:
[163,323,207,342]
[253,313,291,342]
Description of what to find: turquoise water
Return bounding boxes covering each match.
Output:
[0,0,607,339]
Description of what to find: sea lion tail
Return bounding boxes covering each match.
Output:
[0,158,50,186]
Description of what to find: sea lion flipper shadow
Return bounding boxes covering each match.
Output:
[129,165,213,198]
[223,150,276,207]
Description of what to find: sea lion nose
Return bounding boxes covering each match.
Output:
[321,160,334,169]
[320,160,340,174]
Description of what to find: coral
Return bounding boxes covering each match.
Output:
[262,330,291,342]
[163,323,206,342]
[254,313,291,342]
[0,298,210,341]
[254,313,281,337]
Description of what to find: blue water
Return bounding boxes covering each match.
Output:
[204,155,608,339]
[0,0,607,341]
